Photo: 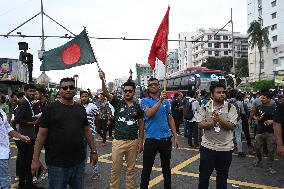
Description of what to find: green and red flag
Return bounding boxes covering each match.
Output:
[40,29,96,71]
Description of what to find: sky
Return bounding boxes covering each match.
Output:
[0,0,247,91]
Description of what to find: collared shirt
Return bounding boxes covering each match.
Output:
[110,96,143,140]
[83,102,99,136]
[141,96,172,139]
[0,109,13,159]
[196,100,238,151]
[96,100,110,120]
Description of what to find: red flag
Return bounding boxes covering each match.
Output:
[148,6,170,70]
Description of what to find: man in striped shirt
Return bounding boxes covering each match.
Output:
[80,91,100,180]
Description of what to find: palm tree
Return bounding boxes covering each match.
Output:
[247,20,271,81]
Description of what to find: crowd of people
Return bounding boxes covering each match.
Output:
[0,71,284,189]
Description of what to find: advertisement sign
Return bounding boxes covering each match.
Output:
[0,58,28,83]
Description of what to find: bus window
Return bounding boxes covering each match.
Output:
[174,77,181,88]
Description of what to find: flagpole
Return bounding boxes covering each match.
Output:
[163,6,169,93]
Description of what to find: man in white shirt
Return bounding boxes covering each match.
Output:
[0,109,30,189]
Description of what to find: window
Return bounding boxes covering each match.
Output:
[208,35,212,40]
[215,51,220,56]
[224,51,228,55]
[214,35,221,40]
[208,51,212,55]
[272,47,278,53]
[214,42,220,48]
[272,12,277,19]
[271,1,276,7]
[273,59,278,65]
[208,43,212,47]
[272,35,278,42]
[271,24,277,30]
[223,36,228,40]
[223,42,228,48]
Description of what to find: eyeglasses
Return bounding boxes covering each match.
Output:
[148,83,159,87]
[124,89,133,93]
[61,85,75,91]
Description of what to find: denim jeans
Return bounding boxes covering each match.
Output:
[234,121,243,153]
[183,119,189,136]
[48,161,85,189]
[198,146,233,189]
[0,159,11,189]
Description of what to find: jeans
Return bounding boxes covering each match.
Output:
[48,161,85,189]
[140,138,172,189]
[234,121,243,153]
[183,119,189,136]
[188,121,198,147]
[198,146,233,189]
[85,134,98,174]
[18,139,35,188]
[0,159,11,189]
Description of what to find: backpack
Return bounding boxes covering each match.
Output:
[183,98,195,120]
[229,100,241,121]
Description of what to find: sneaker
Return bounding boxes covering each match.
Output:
[238,152,246,158]
[267,167,276,174]
[15,176,19,181]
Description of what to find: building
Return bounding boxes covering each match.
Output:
[135,63,153,87]
[113,76,128,91]
[153,49,179,80]
[190,29,248,67]
[247,0,284,81]
[178,32,194,70]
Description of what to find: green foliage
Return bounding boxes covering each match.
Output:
[201,57,233,73]
[35,84,45,91]
[250,80,275,91]
[236,58,249,77]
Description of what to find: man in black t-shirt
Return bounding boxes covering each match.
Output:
[31,77,98,189]
[253,91,276,174]
[273,102,284,156]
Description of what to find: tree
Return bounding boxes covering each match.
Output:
[201,57,233,73]
[235,58,249,77]
[247,20,270,81]
[250,80,275,91]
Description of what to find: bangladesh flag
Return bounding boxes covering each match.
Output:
[40,29,96,71]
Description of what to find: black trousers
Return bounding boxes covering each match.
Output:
[241,115,252,147]
[188,121,199,147]
[140,138,172,189]
[18,139,35,188]
[14,140,21,177]
[198,146,233,189]
[96,119,108,143]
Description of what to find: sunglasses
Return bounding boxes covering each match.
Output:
[124,89,133,93]
[61,85,75,91]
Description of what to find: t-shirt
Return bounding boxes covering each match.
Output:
[274,103,284,144]
[110,96,143,140]
[196,100,238,151]
[141,96,172,139]
[83,102,99,136]
[40,101,89,167]
[255,105,275,134]
[0,109,13,159]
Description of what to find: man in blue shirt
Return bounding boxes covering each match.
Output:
[140,77,179,189]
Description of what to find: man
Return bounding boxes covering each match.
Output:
[0,108,30,189]
[183,90,200,148]
[8,92,18,122]
[197,83,237,189]
[80,90,100,180]
[31,77,98,189]
[140,77,179,189]
[14,84,43,189]
[99,70,144,189]
[273,101,284,156]
[253,91,276,174]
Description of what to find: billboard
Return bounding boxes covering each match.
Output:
[0,58,28,83]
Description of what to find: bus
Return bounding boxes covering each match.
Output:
[159,67,226,98]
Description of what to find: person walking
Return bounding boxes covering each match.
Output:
[140,77,179,189]
[197,83,238,189]
[171,92,183,135]
[31,77,98,189]
[273,101,284,156]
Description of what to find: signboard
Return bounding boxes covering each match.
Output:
[0,58,28,83]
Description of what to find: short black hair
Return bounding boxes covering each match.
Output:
[10,92,17,98]
[80,90,89,97]
[261,91,272,99]
[187,90,196,98]
[60,77,75,86]
[0,94,6,103]
[36,87,46,96]
[227,89,238,99]
[24,84,36,91]
[200,90,207,96]
[209,83,226,95]
[123,79,136,90]
[148,77,159,83]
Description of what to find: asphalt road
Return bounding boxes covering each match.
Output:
[9,134,284,189]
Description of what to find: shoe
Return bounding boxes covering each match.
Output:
[267,167,276,174]
[253,160,261,167]
[238,152,246,158]
[15,176,19,181]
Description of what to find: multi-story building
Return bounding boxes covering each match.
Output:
[135,63,153,87]
[153,49,179,80]
[247,0,284,80]
[113,76,128,91]
[191,29,248,67]
[178,32,194,70]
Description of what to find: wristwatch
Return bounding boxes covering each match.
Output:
[90,150,98,155]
